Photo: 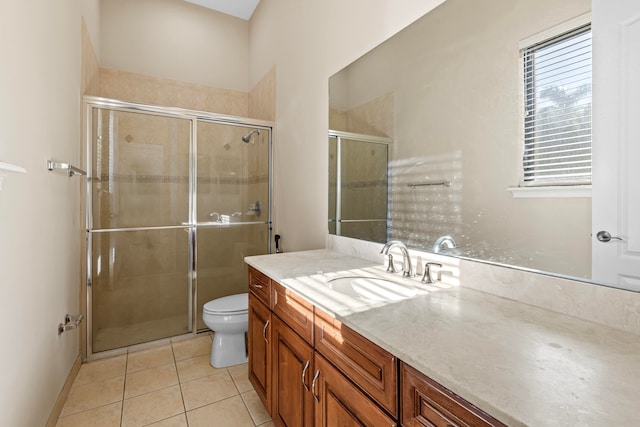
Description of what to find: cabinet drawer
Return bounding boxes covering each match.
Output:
[314,308,397,417]
[272,281,314,345]
[314,353,397,427]
[249,266,271,307]
[401,363,506,427]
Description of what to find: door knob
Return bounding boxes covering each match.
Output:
[596,231,623,242]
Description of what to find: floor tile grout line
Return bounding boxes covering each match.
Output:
[55,400,124,422]
[237,391,258,426]
[138,411,186,427]
[171,340,190,426]
[179,368,229,386]
[121,351,129,427]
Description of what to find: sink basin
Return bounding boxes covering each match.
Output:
[326,276,417,302]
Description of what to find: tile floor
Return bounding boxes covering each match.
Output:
[56,335,273,427]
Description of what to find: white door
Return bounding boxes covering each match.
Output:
[592,0,640,290]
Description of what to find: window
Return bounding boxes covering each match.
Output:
[522,23,592,186]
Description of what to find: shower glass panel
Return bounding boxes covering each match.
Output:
[196,122,271,330]
[328,132,390,243]
[89,108,192,353]
[91,110,191,229]
[91,229,190,352]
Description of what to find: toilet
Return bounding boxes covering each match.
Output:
[202,293,249,368]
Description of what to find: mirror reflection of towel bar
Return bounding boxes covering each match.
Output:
[47,160,86,177]
[407,181,451,188]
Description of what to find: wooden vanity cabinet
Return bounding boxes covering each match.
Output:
[314,353,397,427]
[271,315,314,427]
[314,308,398,416]
[248,292,272,411]
[401,363,506,427]
[248,267,506,427]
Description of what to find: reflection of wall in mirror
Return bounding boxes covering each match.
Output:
[329,0,592,279]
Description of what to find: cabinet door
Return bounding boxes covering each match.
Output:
[248,293,272,410]
[272,315,314,427]
[401,362,506,427]
[314,353,397,427]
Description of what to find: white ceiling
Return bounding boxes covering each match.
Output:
[184,0,260,20]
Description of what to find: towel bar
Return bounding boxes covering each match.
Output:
[47,160,86,177]
[407,180,451,188]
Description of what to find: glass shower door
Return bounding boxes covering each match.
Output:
[329,133,389,243]
[88,108,192,353]
[195,121,271,330]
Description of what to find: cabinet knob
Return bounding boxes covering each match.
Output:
[251,282,264,289]
[262,320,270,342]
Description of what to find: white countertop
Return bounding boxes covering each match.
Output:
[246,250,640,427]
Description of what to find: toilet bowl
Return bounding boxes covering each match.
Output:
[202,293,249,368]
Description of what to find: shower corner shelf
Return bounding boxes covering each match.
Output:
[0,161,27,191]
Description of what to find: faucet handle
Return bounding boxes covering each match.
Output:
[386,254,398,273]
[422,262,442,284]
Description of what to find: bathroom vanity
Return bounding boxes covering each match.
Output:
[245,249,640,426]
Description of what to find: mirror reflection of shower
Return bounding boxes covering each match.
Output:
[242,129,260,143]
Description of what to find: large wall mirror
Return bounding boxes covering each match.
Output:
[328,0,639,291]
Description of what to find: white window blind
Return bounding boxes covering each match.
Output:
[523,24,592,185]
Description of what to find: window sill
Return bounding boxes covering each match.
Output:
[508,185,592,198]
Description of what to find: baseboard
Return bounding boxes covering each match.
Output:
[45,355,81,427]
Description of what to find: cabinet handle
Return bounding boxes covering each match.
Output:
[251,282,264,289]
[263,320,269,342]
[311,369,320,402]
[301,360,310,391]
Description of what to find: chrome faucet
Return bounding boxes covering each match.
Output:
[422,262,442,284]
[380,240,414,277]
[433,235,457,254]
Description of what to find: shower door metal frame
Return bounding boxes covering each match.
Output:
[328,130,391,237]
[83,96,273,360]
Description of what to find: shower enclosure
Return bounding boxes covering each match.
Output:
[328,130,390,243]
[84,96,272,357]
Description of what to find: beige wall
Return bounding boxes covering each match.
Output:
[80,0,101,59]
[0,0,84,425]
[249,0,446,252]
[82,20,101,96]
[100,0,250,92]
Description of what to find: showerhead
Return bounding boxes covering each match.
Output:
[241,129,260,143]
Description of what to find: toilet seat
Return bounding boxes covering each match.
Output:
[203,293,248,315]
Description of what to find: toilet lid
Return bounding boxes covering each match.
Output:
[203,293,248,314]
